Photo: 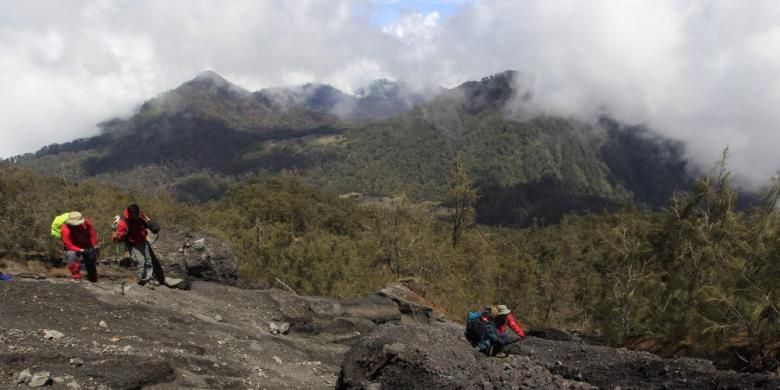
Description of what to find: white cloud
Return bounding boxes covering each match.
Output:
[1,0,780,185]
[382,11,440,39]
[327,59,389,93]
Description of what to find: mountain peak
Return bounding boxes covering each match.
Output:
[180,70,248,96]
[192,70,230,85]
[452,70,521,112]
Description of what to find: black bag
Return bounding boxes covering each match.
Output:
[82,247,99,282]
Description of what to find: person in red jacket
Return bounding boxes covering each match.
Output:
[492,304,526,357]
[114,204,160,285]
[60,211,99,282]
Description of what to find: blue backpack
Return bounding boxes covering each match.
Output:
[465,311,498,353]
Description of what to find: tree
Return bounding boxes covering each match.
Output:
[450,158,476,247]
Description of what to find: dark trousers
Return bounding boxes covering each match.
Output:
[494,332,522,354]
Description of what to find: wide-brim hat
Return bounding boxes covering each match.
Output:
[66,211,85,226]
[496,305,511,315]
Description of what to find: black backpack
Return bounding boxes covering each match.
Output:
[465,311,497,352]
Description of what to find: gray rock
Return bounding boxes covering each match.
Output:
[214,314,223,322]
[16,368,32,384]
[69,357,84,367]
[43,329,64,340]
[269,321,290,335]
[148,226,238,285]
[339,323,591,389]
[339,295,402,323]
[66,383,81,390]
[376,282,435,322]
[382,343,406,356]
[98,320,108,328]
[192,238,205,250]
[53,377,65,384]
[28,371,50,387]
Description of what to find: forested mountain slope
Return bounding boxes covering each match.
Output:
[11,71,692,225]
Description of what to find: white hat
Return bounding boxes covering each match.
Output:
[496,305,511,315]
[66,211,85,226]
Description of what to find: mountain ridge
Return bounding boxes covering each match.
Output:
[9,70,694,224]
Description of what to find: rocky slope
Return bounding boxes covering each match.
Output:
[338,322,780,390]
[2,269,779,389]
[0,277,398,389]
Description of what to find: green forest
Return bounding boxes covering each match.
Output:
[11,72,692,228]
[1,152,777,372]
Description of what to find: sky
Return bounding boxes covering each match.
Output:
[1,0,780,185]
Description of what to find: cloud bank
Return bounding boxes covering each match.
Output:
[1,0,779,184]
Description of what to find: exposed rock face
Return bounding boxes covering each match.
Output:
[376,282,436,323]
[271,292,402,335]
[2,278,779,389]
[337,322,587,389]
[338,320,780,390]
[147,225,239,285]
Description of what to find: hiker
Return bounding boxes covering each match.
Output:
[60,211,99,282]
[492,304,526,355]
[465,307,501,356]
[113,204,160,285]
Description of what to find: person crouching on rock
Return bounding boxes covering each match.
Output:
[113,204,160,286]
[60,211,99,282]
[492,304,526,357]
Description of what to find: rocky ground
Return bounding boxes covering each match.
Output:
[337,321,780,390]
[2,276,778,390]
[0,273,430,389]
[509,336,780,389]
[1,230,779,389]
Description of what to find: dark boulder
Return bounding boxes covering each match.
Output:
[376,282,436,323]
[147,225,239,285]
[337,322,589,389]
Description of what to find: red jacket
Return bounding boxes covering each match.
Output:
[115,208,150,245]
[61,220,97,252]
[495,314,525,337]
